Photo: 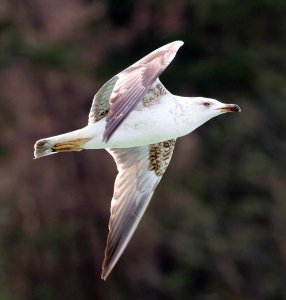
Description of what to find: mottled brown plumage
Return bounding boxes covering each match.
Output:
[149,139,176,176]
[88,76,119,124]
[142,83,167,107]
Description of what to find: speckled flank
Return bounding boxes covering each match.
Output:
[142,83,167,107]
[149,139,176,176]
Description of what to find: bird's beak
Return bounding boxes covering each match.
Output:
[217,104,241,113]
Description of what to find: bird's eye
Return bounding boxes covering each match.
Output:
[203,102,210,107]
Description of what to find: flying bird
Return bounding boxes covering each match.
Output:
[34,41,241,280]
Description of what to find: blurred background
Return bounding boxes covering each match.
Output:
[0,0,285,299]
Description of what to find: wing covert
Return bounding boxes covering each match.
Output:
[88,75,119,124]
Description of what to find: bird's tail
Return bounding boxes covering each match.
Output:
[34,129,91,159]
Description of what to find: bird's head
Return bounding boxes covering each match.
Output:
[192,97,240,115]
[185,97,241,128]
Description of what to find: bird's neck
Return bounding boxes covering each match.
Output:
[173,95,213,134]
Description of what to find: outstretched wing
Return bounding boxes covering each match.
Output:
[88,41,184,141]
[101,139,176,280]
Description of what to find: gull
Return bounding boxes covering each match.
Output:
[34,41,241,280]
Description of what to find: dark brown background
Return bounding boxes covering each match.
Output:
[0,0,285,299]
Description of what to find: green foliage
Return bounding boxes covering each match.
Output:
[22,43,78,69]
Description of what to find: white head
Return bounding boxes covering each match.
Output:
[185,97,241,129]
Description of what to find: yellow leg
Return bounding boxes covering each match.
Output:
[52,138,91,153]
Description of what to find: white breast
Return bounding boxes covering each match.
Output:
[83,92,196,149]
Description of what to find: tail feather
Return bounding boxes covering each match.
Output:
[34,137,91,159]
[34,139,56,159]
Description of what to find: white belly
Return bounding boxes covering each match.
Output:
[83,94,192,149]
